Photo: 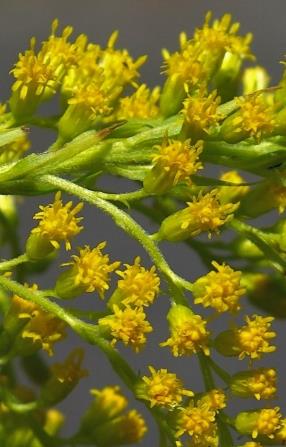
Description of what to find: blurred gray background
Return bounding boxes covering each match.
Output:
[1,1,286,446]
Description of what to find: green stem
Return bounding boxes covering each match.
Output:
[207,357,231,385]
[0,254,28,271]
[41,175,193,297]
[95,188,149,203]
[197,352,215,391]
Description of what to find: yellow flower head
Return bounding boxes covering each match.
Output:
[161,305,210,357]
[98,305,153,352]
[32,192,83,250]
[162,39,206,87]
[9,284,39,320]
[198,389,227,412]
[51,348,88,384]
[235,407,281,439]
[67,80,111,117]
[22,310,66,356]
[231,368,277,400]
[89,386,128,420]
[176,400,216,440]
[115,257,160,307]
[182,90,222,136]
[41,19,86,69]
[234,94,275,141]
[0,134,31,164]
[114,409,147,444]
[101,31,147,90]
[193,261,245,312]
[139,365,194,408]
[116,84,160,120]
[63,243,120,298]
[194,12,253,59]
[152,138,203,186]
[237,315,276,360]
[11,36,65,102]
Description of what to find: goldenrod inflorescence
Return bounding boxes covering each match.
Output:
[0,9,285,447]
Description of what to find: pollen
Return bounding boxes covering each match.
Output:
[161,306,210,357]
[235,94,275,141]
[237,315,276,360]
[32,191,83,250]
[152,138,203,186]
[140,365,193,408]
[66,243,120,297]
[182,90,222,135]
[116,256,160,307]
[89,386,128,419]
[98,305,153,352]
[193,261,245,312]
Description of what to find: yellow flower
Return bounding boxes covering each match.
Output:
[40,348,88,405]
[158,189,239,241]
[21,310,66,356]
[176,400,217,442]
[110,257,160,308]
[152,138,203,180]
[8,284,39,320]
[235,407,281,439]
[51,348,88,384]
[98,305,152,352]
[160,305,210,357]
[236,94,275,140]
[138,365,194,408]
[194,12,253,62]
[10,34,66,117]
[56,243,120,299]
[198,389,227,412]
[41,19,86,69]
[221,93,275,143]
[162,38,205,87]
[58,79,112,140]
[231,368,277,400]
[116,84,160,120]
[237,315,276,360]
[114,409,147,444]
[192,261,245,312]
[0,134,31,164]
[101,31,147,91]
[80,386,128,430]
[31,191,83,250]
[182,90,222,138]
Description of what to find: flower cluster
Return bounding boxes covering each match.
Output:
[1,10,285,447]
